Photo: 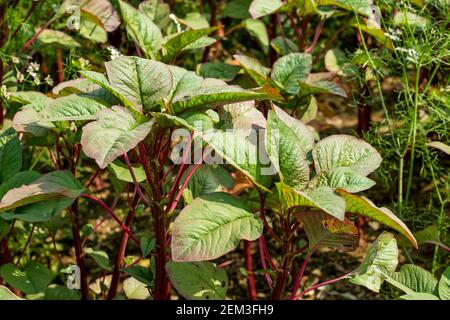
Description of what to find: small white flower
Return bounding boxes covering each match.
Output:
[11,56,19,64]
[45,75,54,86]
[16,71,24,83]
[169,13,182,33]
[79,57,90,69]
[106,46,122,60]
[1,85,10,99]
[385,32,401,42]
[30,62,40,72]
[33,77,41,86]
[395,47,419,64]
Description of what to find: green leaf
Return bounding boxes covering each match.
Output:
[219,101,266,135]
[336,190,417,248]
[180,165,234,204]
[79,12,108,43]
[223,0,252,19]
[121,266,153,287]
[266,110,310,190]
[179,12,210,29]
[297,211,359,251]
[393,11,430,31]
[108,161,147,183]
[0,285,24,300]
[44,284,81,300]
[105,56,173,113]
[163,27,217,61]
[85,247,110,270]
[397,224,442,248]
[80,106,153,168]
[325,49,358,77]
[271,36,297,56]
[243,19,269,53]
[386,264,438,295]
[348,232,399,292]
[316,0,374,16]
[171,192,263,261]
[10,91,52,105]
[118,0,162,58]
[123,277,150,300]
[36,29,80,48]
[201,130,272,190]
[0,128,22,184]
[271,53,312,94]
[438,267,450,300]
[198,63,241,81]
[298,80,348,98]
[272,105,314,152]
[249,0,284,18]
[39,94,108,122]
[0,171,40,199]
[309,167,376,193]
[140,236,156,258]
[81,0,121,32]
[166,261,228,300]
[0,262,53,295]
[312,134,382,176]
[400,292,439,300]
[234,54,270,86]
[352,23,394,50]
[0,170,83,214]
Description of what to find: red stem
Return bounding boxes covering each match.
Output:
[123,152,148,204]
[289,244,318,299]
[80,193,139,245]
[305,19,325,53]
[169,162,201,211]
[294,270,355,300]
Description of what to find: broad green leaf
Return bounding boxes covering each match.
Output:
[81,0,121,32]
[272,105,315,152]
[179,12,210,29]
[166,261,228,300]
[316,0,374,16]
[123,277,150,300]
[0,171,41,200]
[139,0,171,28]
[400,292,439,300]
[348,232,399,292]
[223,0,252,19]
[171,192,263,261]
[180,165,234,204]
[163,27,217,61]
[118,0,162,58]
[10,91,52,105]
[201,130,272,190]
[249,0,284,18]
[108,161,147,183]
[386,264,438,295]
[44,285,81,300]
[0,170,83,213]
[298,80,348,98]
[352,23,394,50]
[271,53,312,94]
[393,11,430,31]
[336,190,417,248]
[266,110,310,190]
[300,95,318,123]
[79,12,108,43]
[325,49,358,77]
[309,167,376,193]
[105,56,173,113]
[219,101,266,136]
[36,29,80,48]
[39,94,108,122]
[80,106,153,168]
[0,285,24,300]
[184,36,217,51]
[234,54,270,86]
[426,141,450,155]
[0,262,52,295]
[121,266,153,287]
[268,183,345,220]
[0,128,22,184]
[438,267,450,300]
[312,134,382,176]
[243,19,269,53]
[297,211,359,251]
[271,36,297,56]
[85,247,110,270]
[140,236,156,258]
[198,63,241,81]
[78,70,130,106]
